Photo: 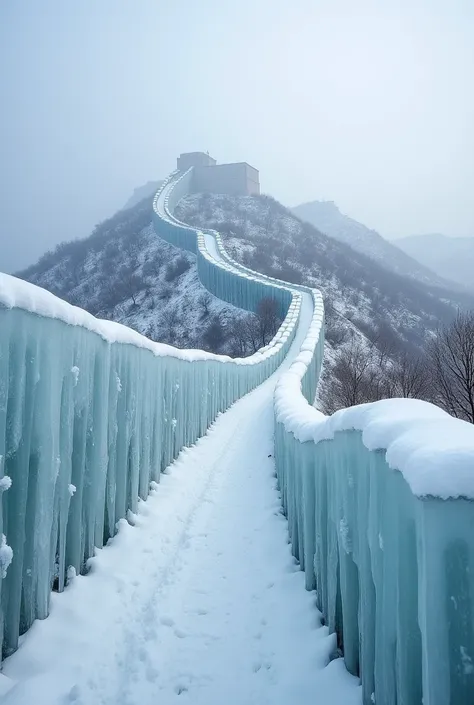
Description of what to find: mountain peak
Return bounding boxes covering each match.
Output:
[296,200,340,216]
[396,233,474,291]
[292,200,460,291]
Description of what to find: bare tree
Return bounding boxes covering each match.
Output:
[142,253,164,279]
[322,314,474,417]
[228,319,251,357]
[160,307,180,344]
[389,353,431,400]
[118,265,142,306]
[241,317,261,354]
[68,251,86,288]
[122,231,144,269]
[429,311,474,423]
[324,337,380,411]
[198,292,212,319]
[255,297,280,347]
[201,316,225,352]
[321,334,400,413]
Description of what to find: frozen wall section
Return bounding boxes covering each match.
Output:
[275,296,474,705]
[153,169,290,319]
[0,262,299,658]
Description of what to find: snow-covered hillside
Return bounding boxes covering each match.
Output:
[177,193,474,356]
[16,196,254,355]
[292,200,460,291]
[396,232,474,292]
[17,187,474,390]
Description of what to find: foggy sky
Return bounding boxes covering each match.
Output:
[1,0,473,273]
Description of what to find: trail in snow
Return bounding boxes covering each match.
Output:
[1,293,360,704]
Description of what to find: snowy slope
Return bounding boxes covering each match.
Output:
[15,196,254,355]
[396,232,474,292]
[17,188,474,366]
[292,200,460,291]
[177,193,474,357]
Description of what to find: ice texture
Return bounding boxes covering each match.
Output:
[274,277,474,703]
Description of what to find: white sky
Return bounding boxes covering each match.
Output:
[1,0,473,272]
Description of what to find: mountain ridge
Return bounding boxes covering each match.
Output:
[16,186,474,382]
[292,199,464,292]
[395,232,474,292]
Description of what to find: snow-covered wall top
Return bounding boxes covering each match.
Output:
[274,288,474,499]
[276,374,474,500]
[0,272,290,365]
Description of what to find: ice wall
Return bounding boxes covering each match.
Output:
[0,174,301,658]
[274,299,474,704]
[160,166,474,703]
[153,170,293,319]
[3,158,474,705]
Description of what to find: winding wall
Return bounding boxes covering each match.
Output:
[1,164,474,705]
[159,168,474,705]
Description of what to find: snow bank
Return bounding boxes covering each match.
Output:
[0,271,217,360]
[277,354,474,500]
[318,398,474,499]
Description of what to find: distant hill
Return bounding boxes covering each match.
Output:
[395,233,474,292]
[292,200,460,291]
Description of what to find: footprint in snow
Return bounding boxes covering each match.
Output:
[160,616,175,627]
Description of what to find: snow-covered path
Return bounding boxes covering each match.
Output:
[1,374,360,705]
[1,291,360,704]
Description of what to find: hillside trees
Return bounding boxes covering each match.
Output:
[321,333,431,414]
[226,297,281,356]
[429,311,474,423]
[323,311,474,424]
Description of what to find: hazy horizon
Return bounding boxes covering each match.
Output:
[1,0,473,273]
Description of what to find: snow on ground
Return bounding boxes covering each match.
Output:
[0,361,360,705]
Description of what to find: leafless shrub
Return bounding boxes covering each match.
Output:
[429,311,474,423]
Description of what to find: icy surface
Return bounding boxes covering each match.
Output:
[0,370,360,705]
